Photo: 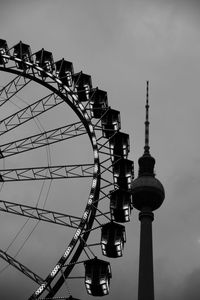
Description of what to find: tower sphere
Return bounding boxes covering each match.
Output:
[131,174,165,211]
[131,81,165,212]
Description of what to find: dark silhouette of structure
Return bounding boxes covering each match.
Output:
[131,81,165,300]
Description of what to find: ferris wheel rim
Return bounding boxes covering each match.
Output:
[0,53,101,298]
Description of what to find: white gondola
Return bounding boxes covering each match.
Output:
[110,189,132,223]
[73,71,92,102]
[84,258,112,296]
[113,158,133,190]
[89,88,108,118]
[13,41,32,70]
[109,132,130,162]
[101,108,121,138]
[101,222,126,257]
[0,39,9,65]
[55,58,74,87]
[35,48,55,76]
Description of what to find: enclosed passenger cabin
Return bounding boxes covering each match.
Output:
[55,59,74,87]
[101,109,121,138]
[113,158,134,190]
[109,132,130,162]
[0,39,9,65]
[13,41,32,70]
[73,72,92,102]
[35,48,55,77]
[110,189,132,223]
[89,88,108,118]
[84,258,112,296]
[101,222,126,257]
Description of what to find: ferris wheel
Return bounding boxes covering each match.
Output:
[0,39,134,300]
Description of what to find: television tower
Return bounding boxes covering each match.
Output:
[131,81,165,300]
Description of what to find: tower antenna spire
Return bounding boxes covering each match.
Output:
[144,80,150,155]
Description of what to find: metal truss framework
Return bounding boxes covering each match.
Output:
[0,200,81,228]
[0,249,45,286]
[0,75,31,106]
[0,93,63,136]
[0,164,94,181]
[0,121,86,158]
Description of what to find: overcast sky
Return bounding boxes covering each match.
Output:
[1,0,200,299]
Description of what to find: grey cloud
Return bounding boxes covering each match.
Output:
[181,268,200,300]
[0,0,200,299]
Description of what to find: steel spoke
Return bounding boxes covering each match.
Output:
[0,249,44,285]
[0,122,86,158]
[0,93,63,136]
[0,164,94,181]
[0,200,81,228]
[0,75,31,106]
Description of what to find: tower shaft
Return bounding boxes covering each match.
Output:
[138,211,154,300]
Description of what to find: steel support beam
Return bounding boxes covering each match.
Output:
[0,122,86,158]
[0,164,94,181]
[0,249,44,285]
[0,200,81,228]
[0,93,63,136]
[0,75,31,106]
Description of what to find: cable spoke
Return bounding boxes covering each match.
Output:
[0,75,31,107]
[0,164,94,181]
[0,93,64,136]
[0,249,44,285]
[0,200,81,228]
[0,122,87,158]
